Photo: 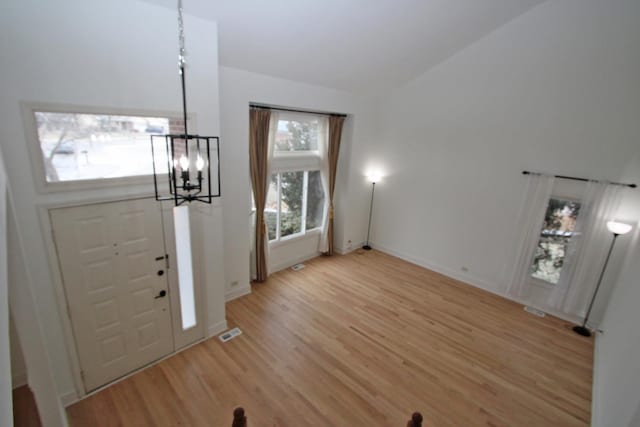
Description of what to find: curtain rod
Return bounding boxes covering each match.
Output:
[250,104,347,118]
[522,171,636,188]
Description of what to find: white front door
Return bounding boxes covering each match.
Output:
[51,198,174,392]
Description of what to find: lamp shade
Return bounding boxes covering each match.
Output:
[606,221,633,235]
[367,174,381,183]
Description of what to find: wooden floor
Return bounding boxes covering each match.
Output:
[67,250,594,426]
[13,386,43,427]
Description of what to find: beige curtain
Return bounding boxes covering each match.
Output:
[249,108,271,281]
[324,116,345,255]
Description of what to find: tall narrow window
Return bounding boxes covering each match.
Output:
[173,205,196,330]
[265,112,327,243]
[531,198,581,284]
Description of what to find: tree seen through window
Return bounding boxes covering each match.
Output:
[530,198,581,284]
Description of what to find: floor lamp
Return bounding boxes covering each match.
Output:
[573,220,633,337]
[363,174,380,250]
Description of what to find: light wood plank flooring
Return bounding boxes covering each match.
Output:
[13,386,43,427]
[67,250,593,426]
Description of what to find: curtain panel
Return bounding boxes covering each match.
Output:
[547,181,623,321]
[507,173,556,299]
[249,108,271,282]
[508,174,626,326]
[319,116,345,255]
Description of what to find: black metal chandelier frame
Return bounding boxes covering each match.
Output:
[150,0,221,206]
[151,133,220,206]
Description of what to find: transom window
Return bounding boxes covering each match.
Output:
[32,110,183,184]
[531,197,581,284]
[274,116,320,153]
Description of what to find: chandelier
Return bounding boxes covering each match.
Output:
[151,0,220,205]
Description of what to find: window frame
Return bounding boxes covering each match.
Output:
[272,112,322,156]
[267,169,324,245]
[22,102,195,194]
[529,194,582,287]
[266,112,326,245]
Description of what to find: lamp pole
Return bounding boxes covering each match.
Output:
[573,220,632,337]
[572,234,618,337]
[363,181,376,250]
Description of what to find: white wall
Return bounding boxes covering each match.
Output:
[218,67,379,295]
[9,313,27,388]
[0,146,13,427]
[352,0,640,320]
[593,221,640,427]
[0,0,224,405]
[592,149,640,426]
[7,190,67,427]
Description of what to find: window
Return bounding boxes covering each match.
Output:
[32,110,183,184]
[266,170,324,241]
[274,116,320,153]
[531,198,581,284]
[173,205,196,330]
[266,113,327,242]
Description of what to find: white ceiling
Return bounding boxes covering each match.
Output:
[142,0,545,93]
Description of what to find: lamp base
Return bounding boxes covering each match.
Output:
[572,325,592,337]
[362,245,372,250]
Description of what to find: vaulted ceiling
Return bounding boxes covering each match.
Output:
[142,0,546,93]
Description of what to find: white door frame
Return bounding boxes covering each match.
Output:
[39,194,207,403]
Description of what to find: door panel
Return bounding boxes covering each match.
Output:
[51,198,174,392]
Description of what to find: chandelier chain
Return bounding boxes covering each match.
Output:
[178,0,185,72]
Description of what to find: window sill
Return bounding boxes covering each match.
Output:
[269,228,322,248]
[530,277,557,289]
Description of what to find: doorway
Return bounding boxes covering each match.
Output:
[50,198,203,392]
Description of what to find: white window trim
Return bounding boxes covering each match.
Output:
[265,111,328,246]
[21,101,196,194]
[267,169,324,243]
[269,227,322,248]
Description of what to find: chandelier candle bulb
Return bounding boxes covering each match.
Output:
[179,154,189,171]
[196,154,204,181]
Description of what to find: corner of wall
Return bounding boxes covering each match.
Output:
[225,285,252,302]
[208,320,228,338]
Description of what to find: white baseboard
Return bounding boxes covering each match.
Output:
[208,320,228,338]
[225,285,251,302]
[373,241,500,290]
[372,242,581,325]
[60,389,79,407]
[335,241,365,255]
[270,252,321,274]
[12,371,27,389]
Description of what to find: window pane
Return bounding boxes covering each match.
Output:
[265,175,278,241]
[173,205,196,330]
[34,111,181,182]
[280,171,303,237]
[274,118,319,152]
[306,170,325,230]
[531,198,581,284]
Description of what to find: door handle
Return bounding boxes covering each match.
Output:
[154,290,167,299]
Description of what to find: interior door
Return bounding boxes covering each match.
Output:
[50,198,173,392]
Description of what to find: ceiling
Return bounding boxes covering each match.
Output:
[142,0,546,93]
